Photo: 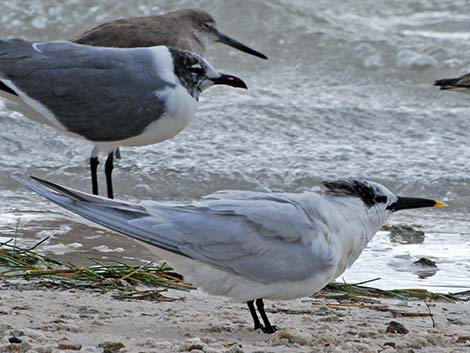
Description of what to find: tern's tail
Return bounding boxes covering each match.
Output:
[15,176,192,257]
[14,176,157,243]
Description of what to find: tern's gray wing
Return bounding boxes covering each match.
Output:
[0,39,169,141]
[17,177,336,284]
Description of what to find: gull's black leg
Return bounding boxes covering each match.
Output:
[104,152,114,199]
[90,156,99,195]
[255,299,277,334]
[247,300,264,331]
[115,148,121,160]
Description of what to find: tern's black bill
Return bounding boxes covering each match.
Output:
[210,74,248,89]
[386,197,447,212]
[216,30,268,60]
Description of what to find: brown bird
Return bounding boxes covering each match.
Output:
[1,9,266,198]
[74,8,268,59]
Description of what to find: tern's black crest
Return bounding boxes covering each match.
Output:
[322,180,387,207]
[169,48,209,99]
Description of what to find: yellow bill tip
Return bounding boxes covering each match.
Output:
[434,200,448,208]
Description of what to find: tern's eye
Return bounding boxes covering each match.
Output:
[374,195,387,203]
[201,22,213,29]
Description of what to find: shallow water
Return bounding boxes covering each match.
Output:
[1,0,470,293]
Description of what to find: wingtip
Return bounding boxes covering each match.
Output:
[12,175,53,199]
[30,175,47,184]
[29,175,65,189]
[13,174,88,202]
[12,174,33,187]
[11,175,23,183]
[13,174,56,194]
[27,175,57,190]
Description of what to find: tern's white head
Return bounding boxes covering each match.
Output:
[322,179,447,231]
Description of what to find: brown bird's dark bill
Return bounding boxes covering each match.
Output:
[215,30,268,60]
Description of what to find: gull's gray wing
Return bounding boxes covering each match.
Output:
[16,177,336,284]
[0,39,169,141]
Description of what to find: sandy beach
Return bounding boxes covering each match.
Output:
[1,284,469,353]
[1,1,470,353]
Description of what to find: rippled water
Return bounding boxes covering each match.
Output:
[1,0,470,292]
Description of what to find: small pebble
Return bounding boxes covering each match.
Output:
[318,334,336,346]
[33,345,53,353]
[179,337,204,352]
[9,330,24,337]
[23,329,46,341]
[98,341,125,353]
[353,342,376,353]
[203,347,223,353]
[447,317,466,325]
[56,323,81,332]
[0,342,32,352]
[413,257,437,268]
[223,344,244,353]
[138,339,172,349]
[385,321,409,334]
[271,329,313,346]
[8,336,22,344]
[200,337,215,344]
[0,324,13,335]
[57,341,83,350]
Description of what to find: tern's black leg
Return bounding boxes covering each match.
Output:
[255,299,277,334]
[104,152,114,199]
[247,300,263,331]
[90,156,99,195]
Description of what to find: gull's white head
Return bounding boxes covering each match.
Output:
[168,48,247,99]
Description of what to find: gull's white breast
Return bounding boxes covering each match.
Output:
[94,84,197,153]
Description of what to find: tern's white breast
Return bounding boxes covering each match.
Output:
[144,247,338,302]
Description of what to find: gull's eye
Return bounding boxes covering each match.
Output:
[190,64,205,75]
[375,195,387,203]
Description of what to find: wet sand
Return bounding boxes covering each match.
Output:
[1,285,469,353]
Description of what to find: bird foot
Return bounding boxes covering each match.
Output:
[254,323,264,331]
[262,325,278,334]
[255,325,278,334]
